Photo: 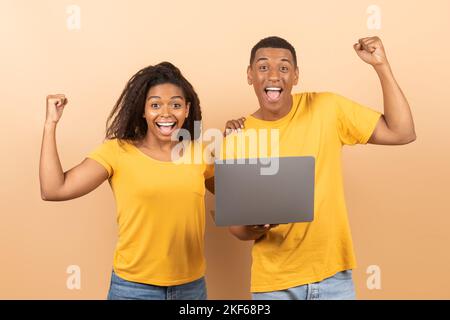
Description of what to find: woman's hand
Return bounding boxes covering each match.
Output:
[46,94,68,124]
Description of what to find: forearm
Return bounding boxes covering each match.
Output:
[205,177,215,194]
[374,64,416,139]
[229,226,264,241]
[39,122,65,198]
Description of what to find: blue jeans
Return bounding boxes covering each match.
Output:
[107,270,207,300]
[252,270,356,300]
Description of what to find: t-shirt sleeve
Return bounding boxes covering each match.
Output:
[86,139,118,178]
[332,93,382,145]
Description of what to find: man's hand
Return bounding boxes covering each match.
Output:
[224,117,246,136]
[249,224,279,236]
[245,224,279,240]
[229,224,279,241]
[353,36,389,67]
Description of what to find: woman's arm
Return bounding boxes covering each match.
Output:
[205,177,214,194]
[39,95,109,201]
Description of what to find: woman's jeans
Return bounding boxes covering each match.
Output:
[107,270,207,300]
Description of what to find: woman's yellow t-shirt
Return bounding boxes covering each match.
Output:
[88,139,214,286]
[221,92,382,292]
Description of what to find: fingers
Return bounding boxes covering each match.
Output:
[224,117,246,136]
[356,37,380,53]
[353,42,362,51]
[47,94,68,107]
[248,224,279,233]
[359,38,374,53]
[55,97,67,107]
[47,94,66,101]
[249,225,269,232]
[236,117,246,129]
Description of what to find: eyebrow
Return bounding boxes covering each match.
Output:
[255,57,293,65]
[147,95,185,101]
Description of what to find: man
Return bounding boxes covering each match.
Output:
[223,36,416,300]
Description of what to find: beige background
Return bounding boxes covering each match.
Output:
[1,0,449,299]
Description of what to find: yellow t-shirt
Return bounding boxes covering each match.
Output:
[88,139,214,286]
[220,92,382,292]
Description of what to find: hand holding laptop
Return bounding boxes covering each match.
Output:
[251,224,279,232]
[229,224,280,241]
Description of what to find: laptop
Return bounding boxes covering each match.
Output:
[214,156,315,226]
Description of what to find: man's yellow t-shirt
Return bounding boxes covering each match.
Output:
[221,92,382,292]
[88,139,213,286]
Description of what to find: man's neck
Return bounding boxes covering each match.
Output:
[253,96,293,121]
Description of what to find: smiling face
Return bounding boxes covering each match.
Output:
[247,47,299,118]
[144,83,190,142]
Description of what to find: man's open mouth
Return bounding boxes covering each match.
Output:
[155,121,177,135]
[264,87,283,102]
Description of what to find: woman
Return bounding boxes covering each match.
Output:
[39,62,214,300]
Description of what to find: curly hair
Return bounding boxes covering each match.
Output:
[106,62,202,141]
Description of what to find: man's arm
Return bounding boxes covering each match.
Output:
[354,37,416,145]
[229,224,278,241]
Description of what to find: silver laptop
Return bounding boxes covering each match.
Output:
[214,156,315,226]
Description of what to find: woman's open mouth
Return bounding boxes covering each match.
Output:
[155,121,177,136]
[264,87,283,102]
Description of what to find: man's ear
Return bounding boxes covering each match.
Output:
[294,66,300,85]
[247,65,253,85]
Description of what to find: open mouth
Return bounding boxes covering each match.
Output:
[155,121,177,135]
[264,87,283,102]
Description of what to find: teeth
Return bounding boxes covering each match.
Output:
[157,122,175,127]
[265,87,282,91]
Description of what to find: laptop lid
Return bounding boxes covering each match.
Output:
[214,156,315,226]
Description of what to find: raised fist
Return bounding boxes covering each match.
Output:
[46,94,68,124]
[353,36,388,67]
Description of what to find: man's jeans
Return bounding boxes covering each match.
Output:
[252,270,355,300]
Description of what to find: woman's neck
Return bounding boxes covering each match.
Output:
[138,135,177,152]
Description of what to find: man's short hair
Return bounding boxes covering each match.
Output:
[250,36,297,66]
